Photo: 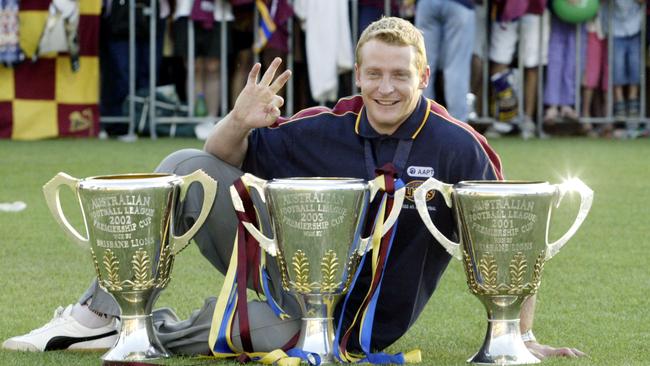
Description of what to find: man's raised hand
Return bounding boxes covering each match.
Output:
[232,57,292,129]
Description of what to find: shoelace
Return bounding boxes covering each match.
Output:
[26,306,68,334]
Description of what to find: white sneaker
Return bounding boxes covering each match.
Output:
[194,120,215,141]
[519,117,536,140]
[2,305,119,352]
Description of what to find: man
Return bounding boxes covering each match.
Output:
[4,17,583,359]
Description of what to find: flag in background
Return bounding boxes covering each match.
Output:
[253,0,276,53]
[0,0,100,140]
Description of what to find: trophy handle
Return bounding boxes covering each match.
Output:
[414,177,462,260]
[172,169,218,255]
[42,172,89,248]
[546,178,594,260]
[232,174,278,257]
[358,177,406,254]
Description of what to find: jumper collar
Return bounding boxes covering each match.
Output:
[355,95,430,140]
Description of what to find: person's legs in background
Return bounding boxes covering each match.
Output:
[520,11,549,138]
[415,0,442,102]
[542,14,564,125]
[488,18,520,136]
[200,56,221,118]
[624,33,641,136]
[100,30,130,135]
[557,21,580,123]
[470,2,487,122]
[192,20,223,120]
[612,35,628,122]
[581,30,608,136]
[439,1,475,122]
[543,14,578,126]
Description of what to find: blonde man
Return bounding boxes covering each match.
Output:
[5,17,583,360]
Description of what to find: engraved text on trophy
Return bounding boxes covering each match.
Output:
[87,194,169,291]
[278,192,348,238]
[90,194,156,248]
[463,197,545,295]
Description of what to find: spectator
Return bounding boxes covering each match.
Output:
[470,1,488,122]
[99,0,169,136]
[489,0,550,138]
[581,10,609,136]
[172,0,233,123]
[415,0,477,122]
[602,0,644,137]
[542,9,585,129]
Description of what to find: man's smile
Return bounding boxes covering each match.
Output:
[374,99,400,106]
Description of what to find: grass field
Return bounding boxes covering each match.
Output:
[0,137,648,365]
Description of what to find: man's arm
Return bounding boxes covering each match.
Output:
[520,294,587,359]
[204,58,291,167]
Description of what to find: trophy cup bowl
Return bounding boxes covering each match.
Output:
[230,174,404,363]
[414,178,593,365]
[43,170,217,362]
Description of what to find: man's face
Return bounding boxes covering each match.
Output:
[355,39,430,135]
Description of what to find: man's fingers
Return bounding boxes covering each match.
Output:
[269,70,292,94]
[270,95,285,109]
[264,97,283,113]
[264,105,281,123]
[557,347,579,358]
[551,347,587,358]
[573,348,587,357]
[564,347,586,358]
[259,57,282,87]
[247,63,262,85]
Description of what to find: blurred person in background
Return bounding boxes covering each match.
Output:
[415,0,477,123]
[488,0,549,138]
[99,0,169,136]
[602,0,645,138]
[172,0,233,123]
[542,5,586,129]
[581,6,609,137]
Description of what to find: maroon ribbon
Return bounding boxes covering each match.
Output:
[232,179,263,353]
[231,178,299,361]
[338,164,396,354]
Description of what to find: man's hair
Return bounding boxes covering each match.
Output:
[356,17,427,74]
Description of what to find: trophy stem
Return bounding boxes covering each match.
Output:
[468,317,540,365]
[101,314,170,362]
[295,294,340,364]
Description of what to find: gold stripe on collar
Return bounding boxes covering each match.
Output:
[411,98,430,139]
[354,106,364,135]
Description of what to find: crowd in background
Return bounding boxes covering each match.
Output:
[98,0,650,139]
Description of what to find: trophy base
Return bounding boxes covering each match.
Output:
[294,294,343,364]
[297,316,335,364]
[468,319,540,365]
[101,314,170,362]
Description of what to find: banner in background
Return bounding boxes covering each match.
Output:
[0,0,100,140]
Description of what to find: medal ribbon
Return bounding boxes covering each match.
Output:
[208,179,295,362]
[334,168,421,364]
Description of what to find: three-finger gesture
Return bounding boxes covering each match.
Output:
[232,57,292,129]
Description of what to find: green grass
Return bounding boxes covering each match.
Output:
[0,137,648,365]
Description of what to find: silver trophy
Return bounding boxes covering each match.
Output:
[43,171,217,362]
[231,174,405,363]
[414,178,593,365]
